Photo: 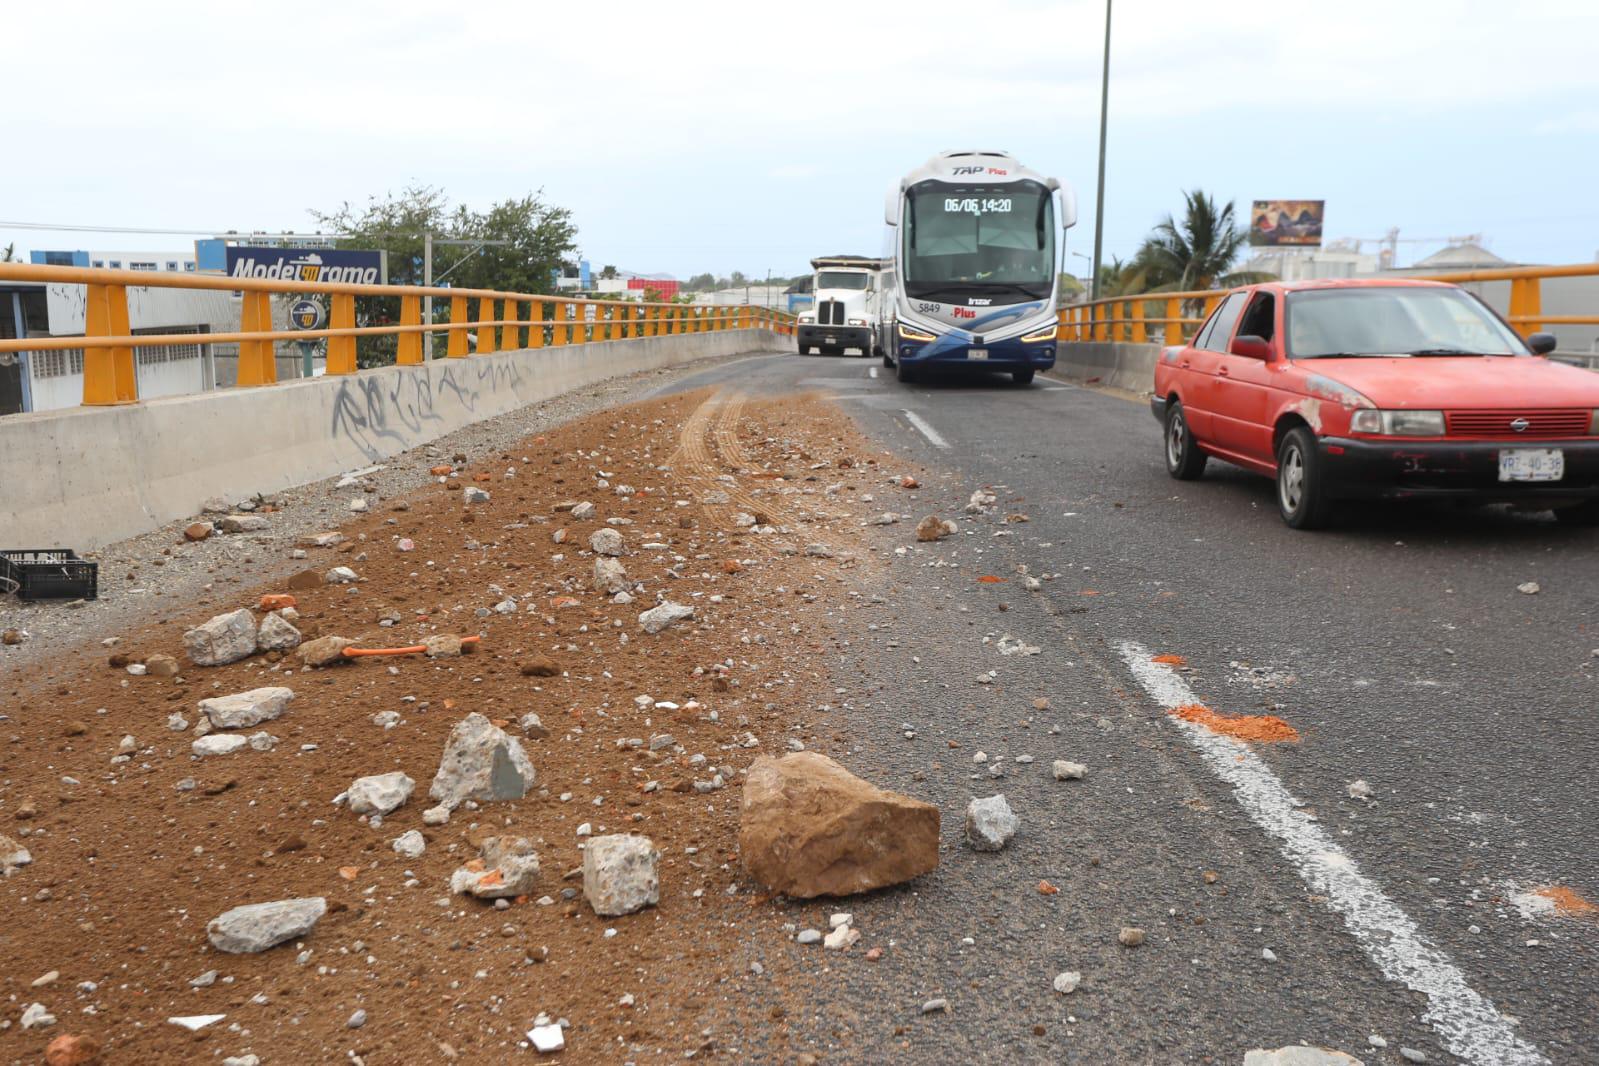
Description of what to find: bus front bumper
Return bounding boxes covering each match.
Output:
[897,336,1054,371]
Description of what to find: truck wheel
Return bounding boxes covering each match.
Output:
[1276,427,1332,530]
[1011,369,1035,386]
[1163,401,1207,480]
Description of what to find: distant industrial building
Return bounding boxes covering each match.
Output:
[30,249,198,272]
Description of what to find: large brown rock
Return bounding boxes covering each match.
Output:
[739,752,939,898]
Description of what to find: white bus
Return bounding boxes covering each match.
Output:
[879,150,1077,386]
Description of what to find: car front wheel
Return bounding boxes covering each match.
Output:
[1276,426,1332,529]
[1164,401,1207,480]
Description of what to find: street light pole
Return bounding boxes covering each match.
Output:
[1090,0,1112,302]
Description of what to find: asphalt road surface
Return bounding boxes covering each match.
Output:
[657,351,1597,1065]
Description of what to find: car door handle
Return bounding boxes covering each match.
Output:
[1217,366,1230,377]
[1179,360,1191,369]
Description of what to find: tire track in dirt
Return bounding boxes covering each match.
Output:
[671,389,798,530]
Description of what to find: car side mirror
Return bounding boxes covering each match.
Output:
[1229,334,1273,360]
[1527,332,1557,356]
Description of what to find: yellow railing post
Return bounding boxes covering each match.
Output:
[234,290,276,388]
[326,293,357,375]
[1130,299,1146,343]
[397,294,423,365]
[1508,277,1542,337]
[528,301,545,349]
[1165,298,1183,346]
[550,302,567,347]
[477,298,498,355]
[647,306,659,337]
[81,283,138,404]
[447,296,469,357]
[502,299,522,350]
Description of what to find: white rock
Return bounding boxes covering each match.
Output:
[529,1023,565,1052]
[1347,779,1373,800]
[570,501,595,520]
[428,712,536,810]
[257,612,302,651]
[1053,971,1081,994]
[346,771,415,815]
[372,711,401,729]
[348,498,368,513]
[964,794,1019,852]
[583,834,659,916]
[182,609,258,667]
[519,713,550,739]
[1052,760,1087,781]
[168,1013,226,1031]
[450,835,540,898]
[795,929,822,944]
[222,1056,262,1066]
[829,913,853,928]
[638,601,694,634]
[1517,581,1540,595]
[593,556,629,594]
[247,731,277,752]
[422,804,451,826]
[206,897,326,953]
[823,924,860,950]
[464,486,490,504]
[19,1002,54,1029]
[199,686,294,730]
[167,712,190,732]
[1242,1048,1365,1066]
[0,832,33,873]
[590,528,625,556]
[325,566,359,584]
[193,734,249,757]
[219,514,269,533]
[392,829,426,859]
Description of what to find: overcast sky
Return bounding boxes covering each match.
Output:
[7,0,1599,278]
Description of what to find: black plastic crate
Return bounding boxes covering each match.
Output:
[1,549,99,601]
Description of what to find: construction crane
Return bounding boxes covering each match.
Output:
[1343,229,1485,268]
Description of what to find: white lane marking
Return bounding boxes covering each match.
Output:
[1117,641,1547,1066]
[869,366,879,379]
[902,409,949,449]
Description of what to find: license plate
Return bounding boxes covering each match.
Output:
[1498,448,1564,482]
[967,348,988,360]
[824,335,838,344]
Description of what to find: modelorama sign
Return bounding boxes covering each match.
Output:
[224,246,387,285]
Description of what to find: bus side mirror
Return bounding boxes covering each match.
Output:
[885,183,899,226]
[1058,186,1078,230]
[1527,332,1557,355]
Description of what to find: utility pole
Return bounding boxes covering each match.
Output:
[1090,0,1112,302]
[423,232,433,359]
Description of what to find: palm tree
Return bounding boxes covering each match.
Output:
[1134,190,1274,293]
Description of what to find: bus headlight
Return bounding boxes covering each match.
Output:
[848,318,867,327]
[897,322,936,342]
[1020,324,1058,343]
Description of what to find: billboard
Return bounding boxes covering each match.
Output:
[223,246,387,285]
[1249,200,1325,247]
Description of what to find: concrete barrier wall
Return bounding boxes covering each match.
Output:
[1055,341,1162,394]
[2,329,779,550]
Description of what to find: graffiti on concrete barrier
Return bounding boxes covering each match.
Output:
[329,359,527,461]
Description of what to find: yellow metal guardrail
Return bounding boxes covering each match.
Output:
[0,263,795,406]
[1057,262,1599,346]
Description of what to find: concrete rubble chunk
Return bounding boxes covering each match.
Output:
[593,556,630,594]
[0,832,32,874]
[218,514,269,534]
[739,752,940,898]
[192,735,249,757]
[182,609,258,667]
[519,713,550,739]
[589,528,625,556]
[297,635,354,668]
[206,897,326,954]
[144,653,180,677]
[298,532,344,548]
[392,830,426,859]
[345,771,415,816]
[463,486,490,504]
[428,712,536,810]
[324,566,359,585]
[450,835,540,899]
[964,794,1019,852]
[570,501,595,520]
[638,601,695,634]
[424,634,465,658]
[257,612,302,651]
[583,834,660,916]
[199,686,294,730]
[1052,760,1087,781]
[1243,1048,1365,1066]
[201,497,231,514]
[915,515,956,542]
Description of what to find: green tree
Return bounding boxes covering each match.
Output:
[1132,190,1273,293]
[310,185,577,366]
[600,264,618,280]
[1,243,15,263]
[686,272,715,291]
[730,270,748,287]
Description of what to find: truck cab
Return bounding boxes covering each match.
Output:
[796,255,881,357]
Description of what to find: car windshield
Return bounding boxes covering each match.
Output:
[816,271,870,290]
[1286,287,1527,358]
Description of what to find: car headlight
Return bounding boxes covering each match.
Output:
[798,314,814,324]
[1020,324,1058,343]
[897,322,936,342]
[848,317,867,327]
[1590,409,1599,435]
[1349,409,1445,436]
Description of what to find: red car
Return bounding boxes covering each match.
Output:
[1150,278,1599,529]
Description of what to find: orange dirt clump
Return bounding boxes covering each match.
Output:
[1037,880,1059,895]
[1535,885,1598,916]
[1171,703,1300,743]
[977,575,1006,584]
[1152,654,1187,666]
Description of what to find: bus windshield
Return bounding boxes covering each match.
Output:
[903,180,1055,303]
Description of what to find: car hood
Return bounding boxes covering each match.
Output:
[1298,356,1599,409]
